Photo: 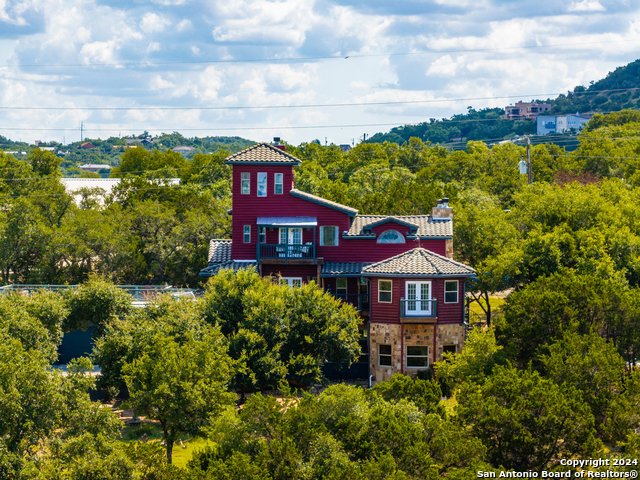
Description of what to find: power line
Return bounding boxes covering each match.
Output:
[5,38,639,69]
[1,88,638,112]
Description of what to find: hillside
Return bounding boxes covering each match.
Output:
[368,58,640,146]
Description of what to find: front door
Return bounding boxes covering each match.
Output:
[405,281,432,316]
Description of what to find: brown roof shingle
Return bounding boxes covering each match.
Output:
[346,215,452,238]
[361,248,475,277]
[225,143,301,165]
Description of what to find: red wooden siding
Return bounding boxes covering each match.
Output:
[369,277,465,325]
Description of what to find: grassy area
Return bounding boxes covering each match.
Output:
[119,422,214,468]
[468,296,505,319]
[171,437,215,468]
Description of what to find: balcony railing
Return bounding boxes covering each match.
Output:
[400,298,437,318]
[332,292,370,312]
[258,243,316,261]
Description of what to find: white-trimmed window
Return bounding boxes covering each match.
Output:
[406,346,429,368]
[444,280,459,303]
[279,277,302,288]
[378,280,392,303]
[320,226,339,246]
[243,225,251,243]
[259,226,266,244]
[257,172,267,197]
[241,173,250,194]
[405,281,432,316]
[336,278,347,296]
[274,173,283,194]
[379,344,392,366]
[377,230,405,244]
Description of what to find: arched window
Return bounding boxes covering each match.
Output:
[377,230,405,244]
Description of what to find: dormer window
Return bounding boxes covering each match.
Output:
[377,230,405,244]
[257,172,267,197]
[241,173,250,194]
[274,173,283,194]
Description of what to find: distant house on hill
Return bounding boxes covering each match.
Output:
[62,177,180,204]
[80,142,97,149]
[504,101,552,120]
[78,164,111,174]
[172,146,194,153]
[537,114,591,135]
[125,138,155,146]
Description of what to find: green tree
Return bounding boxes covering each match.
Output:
[123,327,236,463]
[456,365,601,471]
[370,373,444,416]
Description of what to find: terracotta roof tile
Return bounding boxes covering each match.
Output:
[362,248,475,277]
[346,215,452,238]
[225,143,301,165]
[207,239,232,263]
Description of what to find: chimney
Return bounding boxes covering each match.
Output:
[432,198,453,219]
[273,137,285,152]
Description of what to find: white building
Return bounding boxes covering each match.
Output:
[537,114,591,135]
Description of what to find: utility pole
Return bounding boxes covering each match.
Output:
[80,122,84,142]
[526,135,532,184]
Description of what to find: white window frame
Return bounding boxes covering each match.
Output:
[257,172,267,197]
[279,277,302,288]
[377,230,405,244]
[406,346,430,369]
[241,172,250,195]
[336,278,347,296]
[319,226,339,246]
[378,280,392,303]
[243,225,251,243]
[274,173,283,194]
[444,280,459,304]
[379,344,392,367]
[405,281,432,316]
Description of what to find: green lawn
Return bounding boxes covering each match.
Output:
[119,422,214,468]
[468,296,505,320]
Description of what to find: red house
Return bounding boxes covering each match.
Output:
[200,142,475,383]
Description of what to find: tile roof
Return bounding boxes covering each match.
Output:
[199,261,257,277]
[361,248,475,277]
[207,239,232,263]
[225,143,301,165]
[346,215,452,238]
[322,262,372,276]
[290,189,359,215]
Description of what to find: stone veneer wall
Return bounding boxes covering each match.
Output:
[435,323,466,361]
[370,322,467,383]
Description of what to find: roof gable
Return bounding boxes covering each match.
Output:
[362,248,475,277]
[346,215,452,238]
[363,216,419,231]
[225,143,301,165]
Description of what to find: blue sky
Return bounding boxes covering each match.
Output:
[0,0,639,146]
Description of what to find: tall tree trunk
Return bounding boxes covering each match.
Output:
[484,291,492,326]
[166,439,173,464]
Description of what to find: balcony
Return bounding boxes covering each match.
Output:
[400,298,437,322]
[258,243,316,264]
[332,292,370,314]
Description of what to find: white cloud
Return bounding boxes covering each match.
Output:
[147,42,160,53]
[568,0,606,12]
[79,40,118,64]
[140,13,171,34]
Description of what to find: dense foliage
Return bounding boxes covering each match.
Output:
[3,108,640,477]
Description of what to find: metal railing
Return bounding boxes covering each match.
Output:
[0,284,203,301]
[332,292,370,312]
[258,243,316,260]
[400,298,437,318]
